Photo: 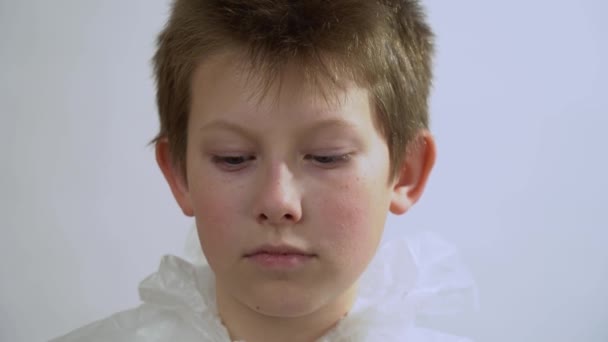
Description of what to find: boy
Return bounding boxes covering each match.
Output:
[53,0,476,341]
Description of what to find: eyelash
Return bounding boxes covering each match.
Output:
[303,154,352,164]
[210,156,253,172]
[211,154,352,169]
[212,155,254,166]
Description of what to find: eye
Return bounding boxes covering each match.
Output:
[305,154,352,167]
[212,155,255,170]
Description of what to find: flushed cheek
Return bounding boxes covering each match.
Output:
[190,181,245,266]
[315,184,381,269]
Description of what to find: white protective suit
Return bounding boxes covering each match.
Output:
[51,230,478,341]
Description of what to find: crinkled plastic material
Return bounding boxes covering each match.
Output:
[51,229,478,341]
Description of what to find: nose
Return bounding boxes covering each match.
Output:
[253,162,303,227]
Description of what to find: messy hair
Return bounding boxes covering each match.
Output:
[151,0,434,180]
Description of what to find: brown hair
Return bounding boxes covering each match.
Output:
[151,0,434,180]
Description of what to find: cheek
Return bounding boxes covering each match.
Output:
[189,178,244,265]
[315,176,385,262]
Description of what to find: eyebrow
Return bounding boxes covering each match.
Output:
[304,118,360,133]
[199,118,360,137]
[199,120,257,141]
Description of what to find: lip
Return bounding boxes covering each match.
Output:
[244,244,314,257]
[244,244,316,269]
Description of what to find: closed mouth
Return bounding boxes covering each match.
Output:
[244,244,315,257]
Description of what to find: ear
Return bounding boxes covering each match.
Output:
[155,138,195,217]
[389,130,437,215]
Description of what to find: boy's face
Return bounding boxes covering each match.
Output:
[157,53,434,319]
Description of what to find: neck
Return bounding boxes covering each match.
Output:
[216,281,358,342]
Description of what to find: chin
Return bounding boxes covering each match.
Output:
[245,284,325,318]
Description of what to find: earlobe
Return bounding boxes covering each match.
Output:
[389,130,437,215]
[155,138,195,217]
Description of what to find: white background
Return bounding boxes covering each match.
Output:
[1,1,607,341]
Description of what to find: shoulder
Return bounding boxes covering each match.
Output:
[51,304,183,342]
[51,255,230,342]
[50,304,200,341]
[324,232,478,342]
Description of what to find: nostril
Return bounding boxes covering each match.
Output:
[258,213,296,223]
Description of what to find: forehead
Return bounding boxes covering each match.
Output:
[189,52,374,132]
